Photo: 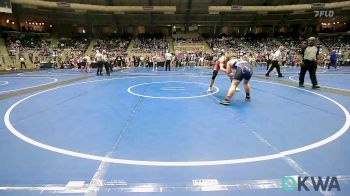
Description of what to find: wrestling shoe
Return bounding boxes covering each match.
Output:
[219,99,230,105]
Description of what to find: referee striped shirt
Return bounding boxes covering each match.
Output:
[303,46,318,61]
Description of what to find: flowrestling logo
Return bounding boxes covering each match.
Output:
[314,10,334,17]
[281,176,341,192]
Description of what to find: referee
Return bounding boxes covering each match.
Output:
[299,37,320,89]
[265,46,285,77]
[95,50,103,76]
[165,51,172,71]
[102,50,110,76]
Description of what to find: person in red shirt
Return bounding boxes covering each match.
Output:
[255,52,262,66]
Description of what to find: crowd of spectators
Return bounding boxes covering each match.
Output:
[3,33,52,67]
[2,29,350,70]
[204,33,305,68]
[58,36,89,52]
[94,37,130,55]
[129,51,217,68]
[241,33,279,53]
[279,35,305,53]
[173,37,202,45]
[321,35,350,54]
[5,34,51,52]
[51,35,91,69]
[132,34,168,53]
[205,35,249,55]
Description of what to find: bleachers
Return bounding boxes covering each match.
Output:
[279,35,305,52]
[57,36,89,52]
[2,30,349,70]
[321,35,350,53]
[2,32,53,69]
[132,34,168,54]
[241,33,279,53]
[205,35,249,55]
[94,36,130,55]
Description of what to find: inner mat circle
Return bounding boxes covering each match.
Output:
[127,81,219,99]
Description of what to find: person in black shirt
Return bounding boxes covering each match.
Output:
[116,55,122,67]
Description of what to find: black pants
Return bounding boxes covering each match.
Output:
[266,60,271,70]
[117,60,122,67]
[299,60,318,86]
[104,62,110,76]
[165,60,171,71]
[109,63,114,72]
[20,62,26,69]
[328,60,337,69]
[97,61,103,76]
[266,60,282,76]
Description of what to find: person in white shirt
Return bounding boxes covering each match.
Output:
[165,51,172,71]
[20,56,26,69]
[199,56,204,66]
[78,56,84,72]
[140,56,145,67]
[95,50,103,76]
[82,54,91,73]
[153,54,159,71]
[125,56,130,67]
[265,46,285,77]
[102,50,110,76]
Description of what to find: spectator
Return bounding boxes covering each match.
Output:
[20,55,26,69]
[329,50,337,69]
